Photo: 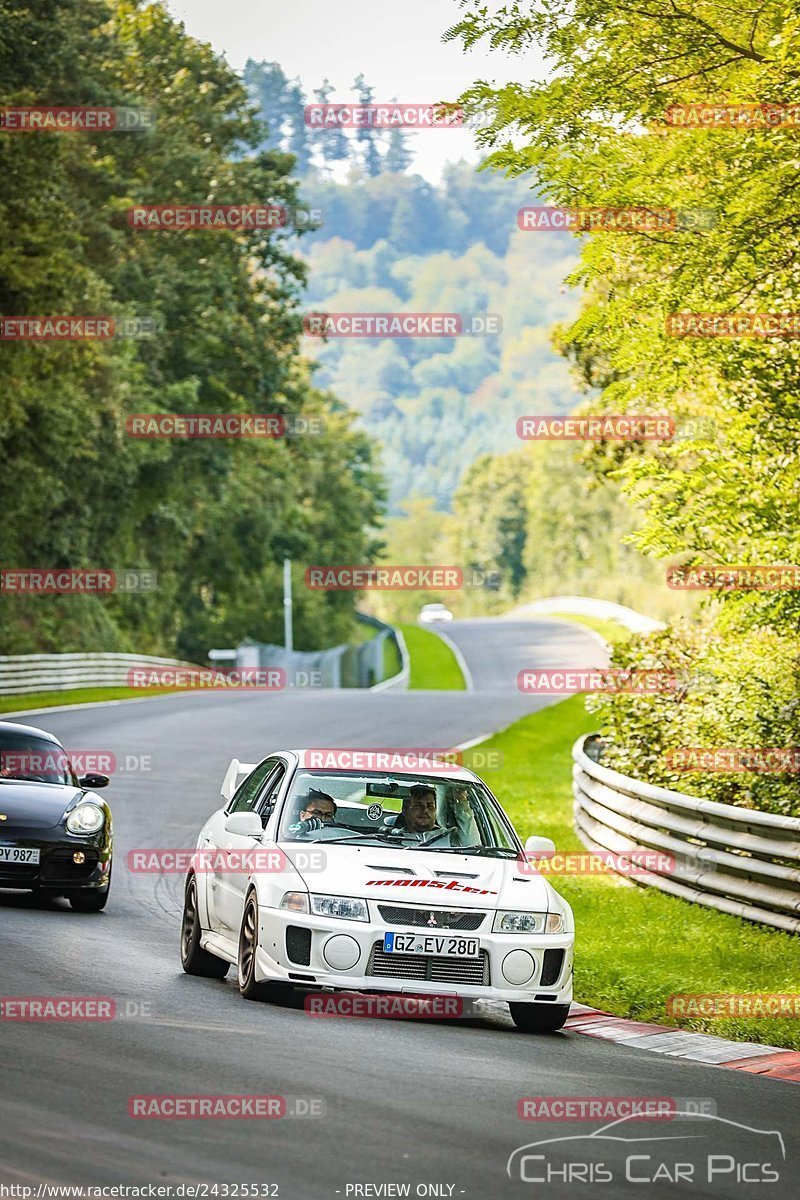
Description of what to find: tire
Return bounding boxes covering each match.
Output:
[237,892,292,1004]
[180,874,229,978]
[509,1001,570,1033]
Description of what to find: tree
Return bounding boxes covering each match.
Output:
[311,78,351,174]
[0,1,385,657]
[352,73,383,178]
[384,124,412,174]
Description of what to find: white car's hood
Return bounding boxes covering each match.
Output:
[282,843,554,912]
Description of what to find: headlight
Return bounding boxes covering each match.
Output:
[310,894,368,922]
[493,911,544,934]
[279,891,309,913]
[65,803,105,835]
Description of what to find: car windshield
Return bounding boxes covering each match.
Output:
[279,771,520,856]
[0,732,73,785]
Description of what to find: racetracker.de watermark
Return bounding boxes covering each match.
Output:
[304,565,498,590]
[128,1095,325,1119]
[665,102,800,129]
[518,669,685,694]
[518,1097,716,1121]
[520,851,676,877]
[517,415,673,440]
[127,204,321,231]
[0,997,152,1021]
[666,564,800,590]
[0,568,157,594]
[517,207,714,232]
[304,748,503,771]
[0,316,159,340]
[126,848,326,874]
[304,993,475,1019]
[303,312,501,337]
[666,313,800,337]
[665,747,800,773]
[667,994,800,1018]
[126,414,323,438]
[304,103,490,129]
[0,106,154,132]
[0,997,115,1021]
[0,750,141,776]
[125,667,288,690]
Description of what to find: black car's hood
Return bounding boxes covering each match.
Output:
[0,780,83,829]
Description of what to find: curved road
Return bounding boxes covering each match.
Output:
[0,619,795,1197]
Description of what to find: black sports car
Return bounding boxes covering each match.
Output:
[0,720,112,911]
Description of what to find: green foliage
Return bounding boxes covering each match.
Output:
[589,624,800,816]
[0,1,384,659]
[447,1,800,813]
[487,696,800,1048]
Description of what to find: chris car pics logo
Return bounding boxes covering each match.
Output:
[507,1112,785,1186]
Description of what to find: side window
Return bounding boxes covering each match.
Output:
[257,764,286,816]
[229,759,279,814]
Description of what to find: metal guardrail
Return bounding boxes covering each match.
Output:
[0,652,199,695]
[572,733,800,935]
[212,615,408,691]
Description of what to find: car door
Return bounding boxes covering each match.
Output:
[205,759,279,934]
[214,758,290,935]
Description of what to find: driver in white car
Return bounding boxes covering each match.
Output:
[286,789,338,837]
[389,783,476,847]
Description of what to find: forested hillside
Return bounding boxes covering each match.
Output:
[244,62,583,511]
[0,3,383,659]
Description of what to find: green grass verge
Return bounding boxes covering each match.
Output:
[549,612,634,646]
[382,634,403,682]
[483,695,799,1049]
[0,686,180,714]
[399,624,466,690]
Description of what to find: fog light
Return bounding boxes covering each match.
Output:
[502,949,535,986]
[73,851,86,865]
[323,935,360,971]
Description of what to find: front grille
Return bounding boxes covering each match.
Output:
[378,905,485,931]
[367,941,490,987]
[540,948,565,987]
[285,925,312,966]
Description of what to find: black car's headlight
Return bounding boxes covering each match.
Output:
[66,803,105,835]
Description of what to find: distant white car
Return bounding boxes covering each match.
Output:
[180,751,574,1032]
[419,603,454,623]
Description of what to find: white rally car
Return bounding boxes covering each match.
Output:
[180,751,574,1032]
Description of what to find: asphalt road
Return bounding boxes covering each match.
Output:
[0,619,796,1199]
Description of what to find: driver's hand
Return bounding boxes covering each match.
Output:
[298,816,325,833]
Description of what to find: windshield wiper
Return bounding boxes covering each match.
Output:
[429,845,519,858]
[313,835,396,846]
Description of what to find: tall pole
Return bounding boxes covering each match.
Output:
[283,558,293,651]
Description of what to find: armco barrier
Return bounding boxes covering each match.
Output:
[572,734,800,934]
[0,652,200,695]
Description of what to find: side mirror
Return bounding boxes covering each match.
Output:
[524,835,556,856]
[224,811,263,838]
[80,773,110,790]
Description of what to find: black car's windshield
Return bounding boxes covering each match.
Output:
[279,770,519,854]
[0,732,73,785]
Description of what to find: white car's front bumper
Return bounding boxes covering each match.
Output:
[255,906,573,1005]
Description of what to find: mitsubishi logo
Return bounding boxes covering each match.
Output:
[427,912,438,927]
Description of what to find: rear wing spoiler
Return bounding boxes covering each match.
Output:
[221,758,258,803]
